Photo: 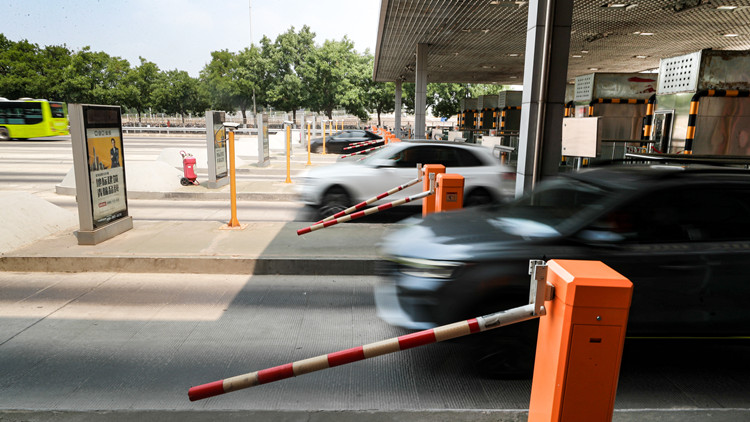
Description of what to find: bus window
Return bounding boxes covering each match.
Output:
[50,102,66,118]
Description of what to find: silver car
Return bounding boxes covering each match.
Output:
[296,140,516,217]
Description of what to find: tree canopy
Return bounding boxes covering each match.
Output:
[0,30,509,123]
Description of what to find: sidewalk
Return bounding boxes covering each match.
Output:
[0,148,396,275]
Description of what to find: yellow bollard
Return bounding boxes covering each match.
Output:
[227,131,241,227]
[306,122,312,165]
[323,121,327,155]
[285,124,292,184]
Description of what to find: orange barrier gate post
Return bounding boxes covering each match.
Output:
[435,173,464,213]
[528,260,633,422]
[422,164,445,216]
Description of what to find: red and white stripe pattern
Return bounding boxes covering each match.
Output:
[315,177,422,225]
[338,145,385,159]
[297,189,432,235]
[342,139,383,150]
[188,303,538,401]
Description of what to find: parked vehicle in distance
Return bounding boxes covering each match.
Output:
[0,98,69,141]
[375,164,750,376]
[296,140,516,217]
[309,129,382,154]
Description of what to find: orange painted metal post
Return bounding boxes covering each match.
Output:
[434,173,464,213]
[528,260,633,422]
[227,131,241,227]
[421,164,445,216]
[322,121,327,155]
[306,122,311,165]
[284,124,292,184]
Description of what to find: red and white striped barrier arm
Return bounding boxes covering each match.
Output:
[298,188,432,235]
[342,139,383,150]
[338,145,385,159]
[315,177,422,225]
[188,303,537,401]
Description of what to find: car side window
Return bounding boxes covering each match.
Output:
[589,185,750,243]
[454,149,483,167]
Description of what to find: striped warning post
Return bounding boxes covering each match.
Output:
[338,145,386,159]
[342,139,384,151]
[297,188,433,235]
[188,303,538,401]
[587,98,646,117]
[685,89,750,153]
[315,177,422,225]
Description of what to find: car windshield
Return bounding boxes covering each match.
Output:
[487,177,612,236]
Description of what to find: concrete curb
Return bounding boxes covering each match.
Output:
[54,186,298,201]
[0,256,378,275]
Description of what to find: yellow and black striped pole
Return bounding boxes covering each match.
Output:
[685,89,749,154]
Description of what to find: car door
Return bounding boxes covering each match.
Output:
[573,185,714,336]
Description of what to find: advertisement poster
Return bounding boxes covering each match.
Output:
[213,124,227,178]
[86,127,127,226]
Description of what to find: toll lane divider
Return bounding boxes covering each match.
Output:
[342,139,384,150]
[297,187,432,235]
[314,176,422,225]
[338,145,385,159]
[188,303,537,401]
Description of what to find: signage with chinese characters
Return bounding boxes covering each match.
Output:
[69,104,132,244]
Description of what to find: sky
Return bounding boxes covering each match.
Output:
[2,0,381,77]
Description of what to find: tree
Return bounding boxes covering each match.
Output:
[152,69,208,123]
[125,57,160,122]
[263,26,315,121]
[0,35,71,100]
[235,45,267,124]
[366,81,395,127]
[201,49,239,112]
[60,47,127,104]
[300,37,367,120]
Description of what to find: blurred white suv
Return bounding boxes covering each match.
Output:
[296,140,516,217]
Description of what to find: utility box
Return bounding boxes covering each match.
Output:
[435,173,464,213]
[422,164,445,216]
[528,260,632,422]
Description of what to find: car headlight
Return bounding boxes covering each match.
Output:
[392,257,461,279]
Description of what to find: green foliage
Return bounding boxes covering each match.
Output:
[0,29,506,122]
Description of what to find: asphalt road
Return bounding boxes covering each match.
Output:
[2,135,750,421]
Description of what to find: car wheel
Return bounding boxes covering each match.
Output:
[319,186,351,219]
[0,127,10,142]
[464,188,493,207]
[312,144,323,154]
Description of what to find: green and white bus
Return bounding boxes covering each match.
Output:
[0,98,70,141]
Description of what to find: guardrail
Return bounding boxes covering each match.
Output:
[121,127,258,135]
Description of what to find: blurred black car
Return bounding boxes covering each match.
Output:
[376,164,750,374]
[309,129,382,154]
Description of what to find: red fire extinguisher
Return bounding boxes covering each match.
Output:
[180,150,199,186]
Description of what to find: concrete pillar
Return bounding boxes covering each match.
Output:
[394,80,402,138]
[415,43,428,139]
[516,0,573,197]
